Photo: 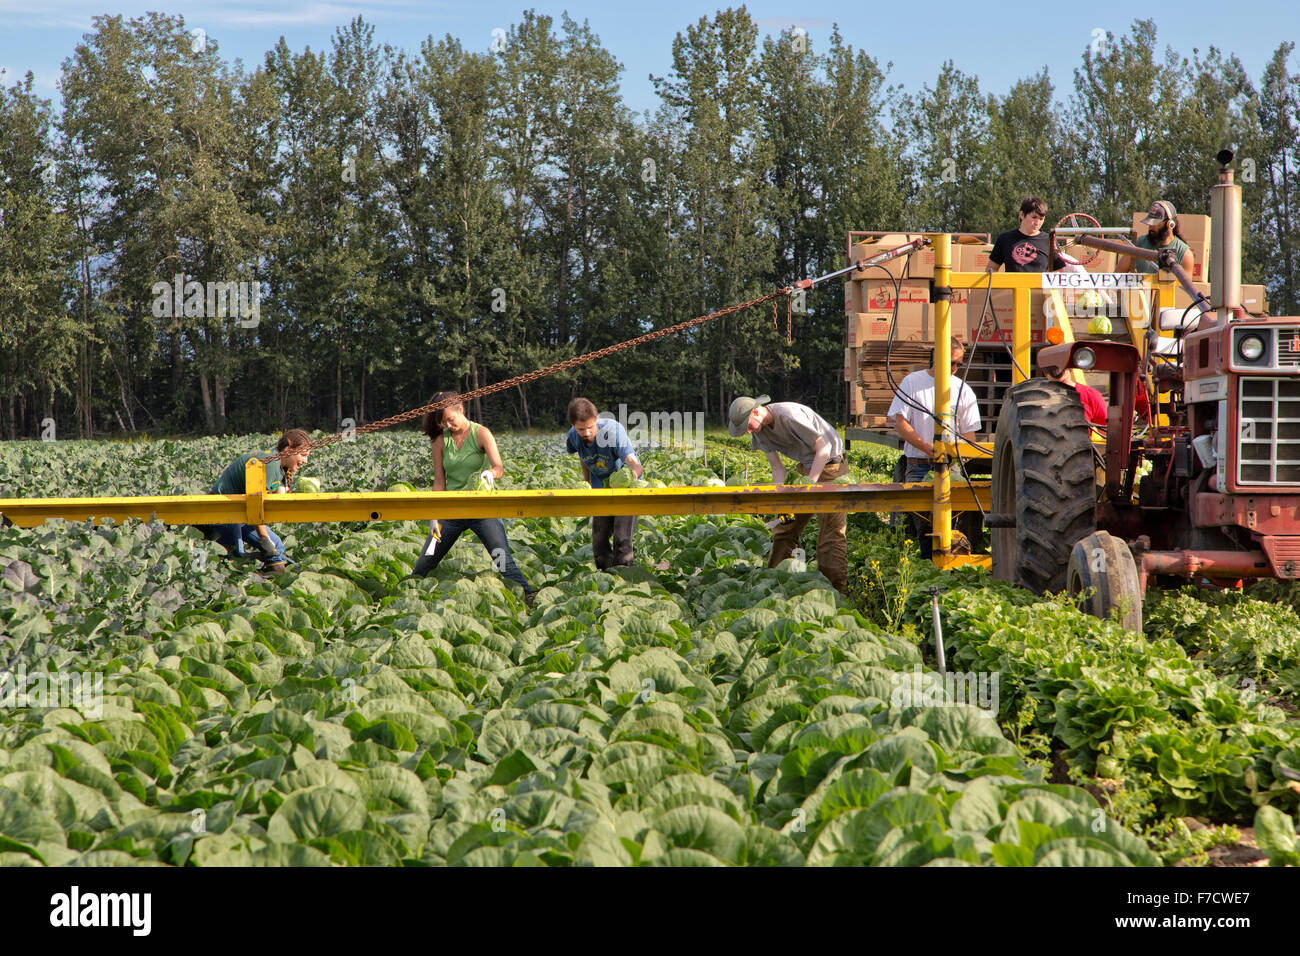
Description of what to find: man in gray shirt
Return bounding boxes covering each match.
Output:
[727,395,850,592]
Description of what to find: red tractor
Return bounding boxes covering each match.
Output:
[990,150,1289,629]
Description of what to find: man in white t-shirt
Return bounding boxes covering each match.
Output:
[886,339,981,555]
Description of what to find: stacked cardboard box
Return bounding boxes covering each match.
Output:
[855,343,931,416]
[966,288,1048,344]
[1173,281,1211,312]
[862,280,930,311]
[1161,281,1268,314]
[1241,284,1269,314]
[954,241,993,273]
[846,304,936,344]
[1083,249,1118,273]
[850,233,936,279]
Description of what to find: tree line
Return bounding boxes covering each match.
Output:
[1,9,1295,439]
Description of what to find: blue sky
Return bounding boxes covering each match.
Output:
[0,0,1296,118]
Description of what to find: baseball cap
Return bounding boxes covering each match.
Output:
[727,394,771,437]
[1141,200,1177,226]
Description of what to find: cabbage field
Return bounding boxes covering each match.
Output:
[1,431,1298,867]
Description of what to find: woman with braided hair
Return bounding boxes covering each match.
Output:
[412,392,535,604]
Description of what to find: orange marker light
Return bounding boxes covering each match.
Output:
[1046,326,1065,345]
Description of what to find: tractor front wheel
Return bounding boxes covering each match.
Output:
[991,380,1097,593]
[1067,531,1143,631]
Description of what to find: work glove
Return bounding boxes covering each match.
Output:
[257,536,278,560]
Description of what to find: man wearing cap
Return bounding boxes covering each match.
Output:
[727,395,850,592]
[1117,200,1195,276]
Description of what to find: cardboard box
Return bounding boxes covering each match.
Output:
[860,363,928,386]
[851,233,935,279]
[847,304,933,344]
[1177,213,1210,246]
[1241,284,1267,312]
[862,279,930,311]
[844,347,857,381]
[849,385,865,415]
[967,288,1047,344]
[1187,241,1209,280]
[847,312,888,346]
[942,301,967,341]
[1082,250,1117,274]
[1173,281,1212,310]
[954,242,993,273]
[892,303,932,341]
[852,384,894,417]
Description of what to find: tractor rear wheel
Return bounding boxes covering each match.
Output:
[1067,531,1143,631]
[991,380,1097,593]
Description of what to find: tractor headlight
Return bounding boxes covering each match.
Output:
[1238,334,1266,362]
[1074,347,1097,370]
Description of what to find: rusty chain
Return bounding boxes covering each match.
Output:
[264,286,793,463]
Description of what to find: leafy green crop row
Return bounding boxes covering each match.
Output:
[844,525,1300,862]
[0,433,1157,865]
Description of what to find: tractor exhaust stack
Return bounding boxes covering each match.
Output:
[1209,148,1242,319]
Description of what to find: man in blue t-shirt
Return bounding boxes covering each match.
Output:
[565,397,643,569]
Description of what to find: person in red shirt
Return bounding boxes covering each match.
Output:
[1041,361,1155,425]
[1042,362,1108,425]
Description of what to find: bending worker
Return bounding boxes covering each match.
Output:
[200,428,312,574]
[727,394,850,593]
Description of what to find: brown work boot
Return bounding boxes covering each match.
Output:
[264,562,287,575]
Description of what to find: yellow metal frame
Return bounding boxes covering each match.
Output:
[0,482,992,528]
[924,234,1177,565]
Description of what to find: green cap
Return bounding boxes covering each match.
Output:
[728,395,771,437]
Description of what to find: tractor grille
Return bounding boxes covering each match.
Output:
[1238,377,1300,485]
[1279,328,1300,368]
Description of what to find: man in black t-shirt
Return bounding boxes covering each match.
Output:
[987,195,1063,273]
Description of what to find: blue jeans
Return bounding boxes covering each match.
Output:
[903,458,935,558]
[413,517,532,593]
[904,458,934,483]
[201,524,289,565]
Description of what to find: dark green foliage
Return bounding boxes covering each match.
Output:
[2,14,1295,440]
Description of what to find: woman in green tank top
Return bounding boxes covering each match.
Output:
[412,391,535,602]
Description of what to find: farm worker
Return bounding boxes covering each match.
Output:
[727,394,850,592]
[412,391,535,604]
[1040,360,1107,426]
[1042,356,1151,426]
[199,428,311,574]
[986,196,1066,273]
[1116,200,1195,276]
[565,397,643,570]
[886,340,981,558]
